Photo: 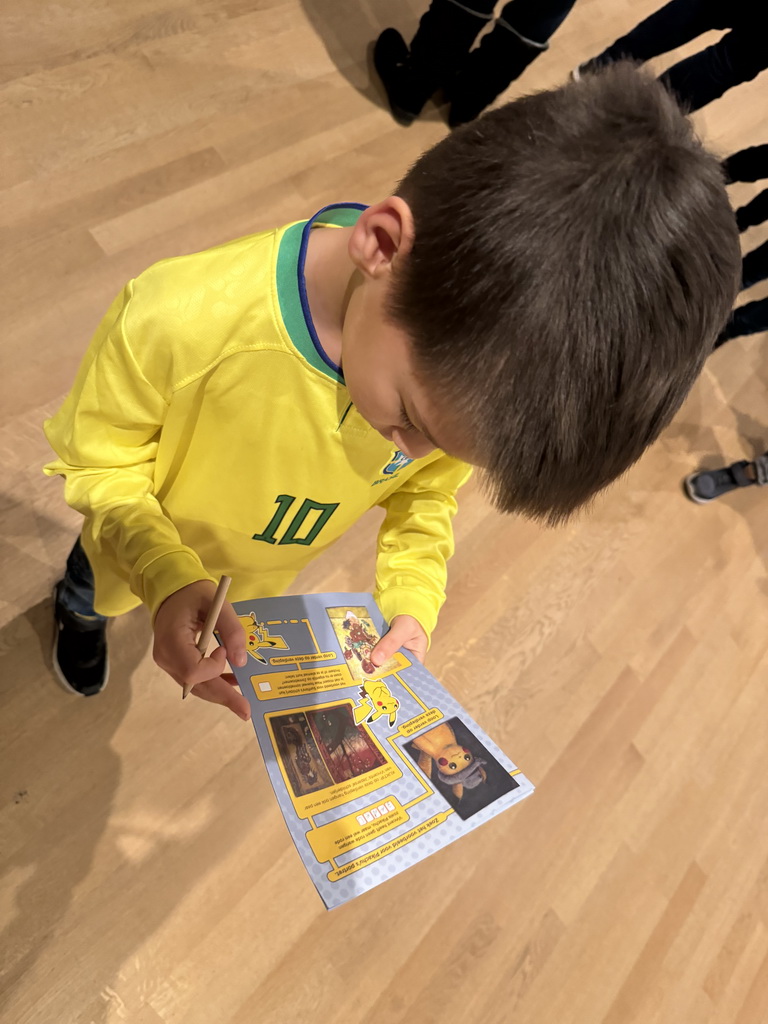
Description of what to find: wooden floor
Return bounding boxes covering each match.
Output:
[2,2,767,1022]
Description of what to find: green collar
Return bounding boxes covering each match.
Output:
[275,203,366,383]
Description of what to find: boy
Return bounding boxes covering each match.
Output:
[44,66,740,719]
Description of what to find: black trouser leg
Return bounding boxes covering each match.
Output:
[742,239,768,291]
[736,190,768,232]
[661,28,768,110]
[724,144,768,184]
[448,0,577,125]
[56,537,106,623]
[591,0,719,66]
[408,0,498,91]
[716,296,768,345]
[496,0,577,44]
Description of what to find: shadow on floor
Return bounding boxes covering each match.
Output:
[0,593,139,1020]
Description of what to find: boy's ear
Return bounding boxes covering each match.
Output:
[348,197,414,280]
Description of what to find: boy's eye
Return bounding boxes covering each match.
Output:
[399,404,415,431]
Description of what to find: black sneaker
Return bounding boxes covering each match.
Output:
[684,460,755,504]
[52,584,109,696]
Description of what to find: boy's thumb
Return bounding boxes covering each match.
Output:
[371,626,401,666]
[216,601,248,668]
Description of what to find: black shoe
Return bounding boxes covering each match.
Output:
[373,29,426,126]
[374,4,491,126]
[52,584,109,696]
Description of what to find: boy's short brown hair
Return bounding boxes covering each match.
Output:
[390,64,741,523]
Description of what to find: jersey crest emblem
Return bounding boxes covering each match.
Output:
[381,450,413,477]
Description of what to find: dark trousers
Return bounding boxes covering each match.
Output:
[726,144,768,234]
[592,0,766,111]
[716,144,768,346]
[718,297,768,344]
[493,0,577,45]
[420,0,576,44]
[409,0,577,82]
[57,537,106,624]
[735,191,768,233]
[742,240,768,292]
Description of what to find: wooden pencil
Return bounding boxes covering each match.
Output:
[182,575,232,699]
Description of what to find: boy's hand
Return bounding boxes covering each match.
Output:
[370,614,428,667]
[153,581,251,720]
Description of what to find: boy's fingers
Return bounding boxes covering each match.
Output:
[153,584,250,709]
[404,639,426,663]
[215,601,248,668]
[192,676,251,720]
[164,643,229,687]
[371,615,427,666]
[371,624,406,666]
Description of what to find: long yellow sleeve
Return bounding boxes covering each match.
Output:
[43,282,215,618]
[374,458,472,637]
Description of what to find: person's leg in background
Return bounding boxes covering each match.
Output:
[373,0,497,125]
[715,240,768,343]
[733,147,768,307]
[714,144,768,346]
[53,537,109,696]
[724,144,768,184]
[687,134,767,492]
[580,0,716,72]
[447,0,577,126]
[734,190,768,232]
[716,297,768,345]
[740,239,768,292]
[660,28,767,110]
[727,145,768,234]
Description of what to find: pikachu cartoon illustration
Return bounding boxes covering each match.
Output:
[411,721,487,801]
[352,680,400,728]
[237,612,289,664]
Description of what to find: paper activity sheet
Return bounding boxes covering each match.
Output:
[225,592,534,908]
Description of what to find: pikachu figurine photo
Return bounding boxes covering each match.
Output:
[412,721,488,801]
